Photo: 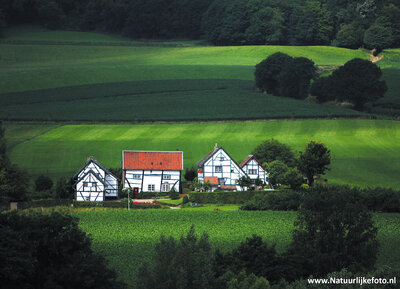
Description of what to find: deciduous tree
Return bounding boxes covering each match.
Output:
[290,184,378,276]
[298,141,330,186]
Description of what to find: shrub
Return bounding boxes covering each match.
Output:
[34,175,53,192]
[240,190,301,211]
[55,177,75,199]
[184,167,197,181]
[182,195,189,205]
[138,191,168,199]
[18,198,73,209]
[73,200,161,209]
[190,191,259,204]
[169,188,180,200]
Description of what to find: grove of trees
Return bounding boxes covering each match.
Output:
[0,0,399,51]
[252,139,330,188]
[311,58,387,108]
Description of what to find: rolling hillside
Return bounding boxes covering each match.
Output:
[0,27,376,121]
[6,119,400,189]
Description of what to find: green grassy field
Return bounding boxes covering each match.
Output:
[0,79,363,121]
[70,209,400,288]
[6,119,400,188]
[1,27,399,120]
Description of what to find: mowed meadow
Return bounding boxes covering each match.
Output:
[6,119,400,188]
[68,209,400,289]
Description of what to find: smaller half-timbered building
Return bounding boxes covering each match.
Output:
[196,145,246,191]
[74,158,118,201]
[122,151,183,193]
[240,155,267,184]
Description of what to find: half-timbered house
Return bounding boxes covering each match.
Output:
[196,145,246,191]
[240,155,267,184]
[122,150,183,193]
[74,158,118,201]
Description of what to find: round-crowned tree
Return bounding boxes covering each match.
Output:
[363,23,394,54]
[311,58,387,109]
[255,52,292,95]
[290,184,378,277]
[252,139,296,167]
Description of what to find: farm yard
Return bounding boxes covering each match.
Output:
[68,209,400,289]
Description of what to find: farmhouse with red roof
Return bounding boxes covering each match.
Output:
[122,150,183,193]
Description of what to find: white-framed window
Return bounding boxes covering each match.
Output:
[83,182,88,187]
[148,184,155,191]
[249,169,258,175]
[162,184,170,192]
[215,166,222,173]
[219,156,225,161]
[163,174,171,180]
[132,174,141,179]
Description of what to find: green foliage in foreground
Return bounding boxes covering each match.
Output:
[1,212,123,289]
[71,210,400,289]
[6,119,400,188]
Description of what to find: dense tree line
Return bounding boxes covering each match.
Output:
[202,0,400,49]
[0,0,212,39]
[1,0,399,50]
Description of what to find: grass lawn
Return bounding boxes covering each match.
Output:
[69,209,400,289]
[6,119,400,188]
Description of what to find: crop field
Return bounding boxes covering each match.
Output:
[0,27,375,121]
[1,27,399,120]
[0,79,363,121]
[72,209,400,288]
[6,119,400,188]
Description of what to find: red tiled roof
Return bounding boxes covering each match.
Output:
[240,155,265,170]
[220,185,236,190]
[204,177,219,185]
[240,155,253,168]
[196,145,220,167]
[123,151,183,170]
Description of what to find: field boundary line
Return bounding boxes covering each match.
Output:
[7,124,61,152]
[0,39,201,48]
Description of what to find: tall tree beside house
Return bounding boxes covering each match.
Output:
[298,141,330,186]
[252,139,296,167]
